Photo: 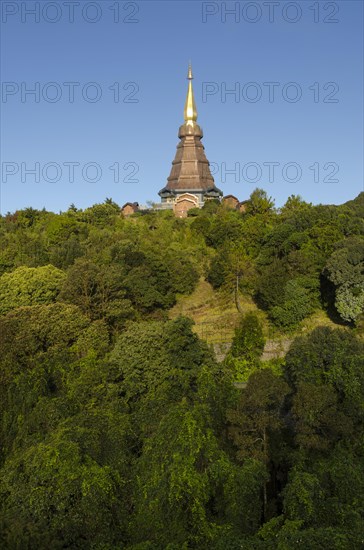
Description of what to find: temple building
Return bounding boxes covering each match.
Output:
[158,64,222,217]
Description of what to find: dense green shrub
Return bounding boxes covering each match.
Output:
[231,312,265,360]
[270,280,313,329]
[0,265,66,315]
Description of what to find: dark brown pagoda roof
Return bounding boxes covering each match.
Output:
[162,122,217,193]
[159,64,222,197]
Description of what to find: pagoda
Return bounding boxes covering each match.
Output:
[158,63,222,217]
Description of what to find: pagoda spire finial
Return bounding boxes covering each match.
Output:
[184,62,198,124]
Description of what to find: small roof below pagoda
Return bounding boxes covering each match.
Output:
[158,188,176,199]
[204,186,223,198]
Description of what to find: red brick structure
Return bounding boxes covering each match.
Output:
[121,202,139,217]
[173,193,199,218]
[222,195,239,209]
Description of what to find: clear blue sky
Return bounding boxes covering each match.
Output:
[1,0,363,213]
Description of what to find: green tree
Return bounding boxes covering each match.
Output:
[270,279,313,329]
[291,382,353,453]
[207,251,228,289]
[0,418,130,549]
[108,317,213,416]
[0,265,66,315]
[81,202,120,227]
[284,326,364,393]
[58,258,134,327]
[206,211,244,249]
[230,312,265,361]
[227,369,289,520]
[323,237,364,323]
[0,303,109,457]
[246,188,275,216]
[280,195,312,217]
[280,446,364,541]
[132,399,265,547]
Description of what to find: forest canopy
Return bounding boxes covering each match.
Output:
[0,191,363,548]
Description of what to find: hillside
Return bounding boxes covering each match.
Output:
[0,190,363,548]
[170,277,343,340]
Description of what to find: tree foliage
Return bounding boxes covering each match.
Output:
[0,265,66,314]
[230,312,265,361]
[324,237,364,323]
[0,194,363,547]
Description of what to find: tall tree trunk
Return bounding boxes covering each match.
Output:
[235,273,243,313]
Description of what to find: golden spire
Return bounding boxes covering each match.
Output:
[184,62,198,125]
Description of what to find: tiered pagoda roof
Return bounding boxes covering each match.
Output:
[159,64,222,201]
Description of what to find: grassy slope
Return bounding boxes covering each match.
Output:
[169,278,344,346]
[169,279,242,344]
